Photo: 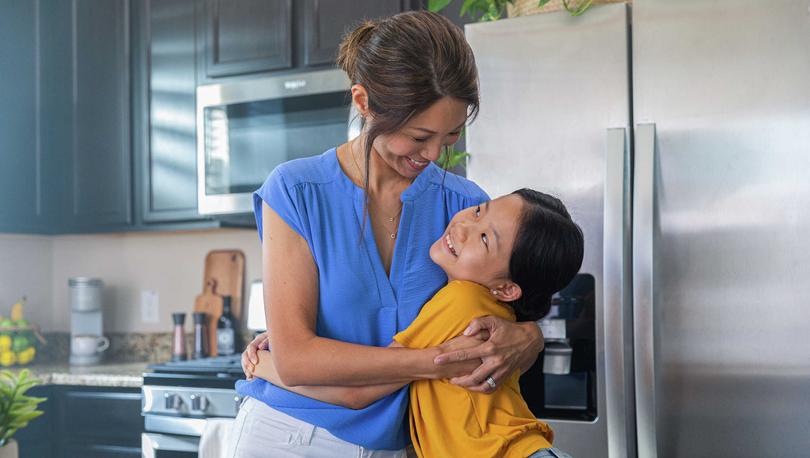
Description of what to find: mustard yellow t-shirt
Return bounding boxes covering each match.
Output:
[393,280,554,458]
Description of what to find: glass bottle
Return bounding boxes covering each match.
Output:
[216,296,236,356]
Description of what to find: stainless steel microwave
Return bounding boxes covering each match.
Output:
[196,69,359,215]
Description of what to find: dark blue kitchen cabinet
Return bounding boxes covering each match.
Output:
[303,0,405,67]
[31,0,134,234]
[17,385,142,458]
[65,0,134,232]
[16,385,55,458]
[57,386,143,457]
[204,0,293,78]
[0,1,50,234]
[132,0,218,225]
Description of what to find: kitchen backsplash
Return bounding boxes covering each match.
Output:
[37,331,258,364]
[0,229,261,333]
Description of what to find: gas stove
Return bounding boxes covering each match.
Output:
[144,355,245,388]
[141,355,246,457]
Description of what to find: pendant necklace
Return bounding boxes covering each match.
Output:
[350,140,403,239]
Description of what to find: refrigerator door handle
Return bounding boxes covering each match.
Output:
[633,123,657,458]
[604,128,634,458]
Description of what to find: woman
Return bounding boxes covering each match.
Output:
[229,11,544,457]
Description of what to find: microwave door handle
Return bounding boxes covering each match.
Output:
[604,127,634,458]
[633,122,658,458]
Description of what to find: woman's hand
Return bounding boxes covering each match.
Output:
[428,334,487,380]
[241,331,270,379]
[434,316,544,393]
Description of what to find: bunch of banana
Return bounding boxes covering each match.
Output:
[0,296,37,367]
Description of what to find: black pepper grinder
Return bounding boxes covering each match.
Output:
[192,312,208,359]
[171,312,187,361]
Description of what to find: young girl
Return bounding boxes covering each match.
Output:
[248,189,584,458]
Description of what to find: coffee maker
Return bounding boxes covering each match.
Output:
[69,277,109,365]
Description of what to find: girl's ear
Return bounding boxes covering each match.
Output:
[351,84,370,118]
[492,281,522,302]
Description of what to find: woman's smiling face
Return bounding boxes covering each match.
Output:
[371,96,467,180]
[430,194,524,289]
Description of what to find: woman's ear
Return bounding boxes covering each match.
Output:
[491,281,522,302]
[351,84,370,118]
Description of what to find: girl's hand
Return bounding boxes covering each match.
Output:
[434,316,544,393]
[241,331,270,379]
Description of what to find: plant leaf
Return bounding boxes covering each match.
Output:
[428,0,453,13]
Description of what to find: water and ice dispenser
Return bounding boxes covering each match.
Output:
[521,273,596,421]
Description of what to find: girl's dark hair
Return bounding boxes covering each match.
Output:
[336,10,479,192]
[507,189,585,321]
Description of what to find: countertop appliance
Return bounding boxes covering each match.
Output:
[196,68,359,215]
[141,355,244,457]
[465,1,810,456]
[69,277,108,365]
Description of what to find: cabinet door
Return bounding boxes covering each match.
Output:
[0,1,48,233]
[68,0,132,230]
[303,0,403,67]
[57,387,143,450]
[16,385,54,458]
[136,0,203,222]
[205,0,292,77]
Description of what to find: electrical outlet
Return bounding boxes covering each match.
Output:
[141,290,160,323]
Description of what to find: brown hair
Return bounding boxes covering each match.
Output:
[336,10,480,192]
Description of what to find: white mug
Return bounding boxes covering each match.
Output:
[72,335,110,356]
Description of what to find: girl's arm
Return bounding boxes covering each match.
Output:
[260,201,478,387]
[252,347,407,410]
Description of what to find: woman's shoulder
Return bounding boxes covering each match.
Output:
[425,166,489,203]
[269,148,339,189]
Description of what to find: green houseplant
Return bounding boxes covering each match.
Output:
[429,0,596,21]
[0,370,45,457]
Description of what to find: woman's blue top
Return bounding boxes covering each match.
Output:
[236,148,488,450]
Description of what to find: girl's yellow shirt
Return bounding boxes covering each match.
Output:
[394,280,554,458]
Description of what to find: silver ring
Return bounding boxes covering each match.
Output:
[485,376,497,389]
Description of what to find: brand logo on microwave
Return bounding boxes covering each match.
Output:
[284,80,307,90]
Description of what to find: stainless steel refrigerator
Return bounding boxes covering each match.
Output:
[465,2,810,457]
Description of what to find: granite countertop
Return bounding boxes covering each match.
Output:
[19,361,150,388]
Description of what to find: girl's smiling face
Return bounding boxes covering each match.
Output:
[430,194,525,296]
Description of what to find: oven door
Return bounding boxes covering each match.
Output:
[142,432,198,458]
[196,68,358,215]
[142,414,204,457]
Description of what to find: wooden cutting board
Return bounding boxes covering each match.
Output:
[193,249,245,355]
[193,279,223,356]
[203,249,245,319]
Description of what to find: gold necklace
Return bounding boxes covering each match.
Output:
[350,140,403,239]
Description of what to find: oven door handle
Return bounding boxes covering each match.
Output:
[142,432,199,457]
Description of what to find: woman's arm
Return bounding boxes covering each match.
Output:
[434,316,544,393]
[261,201,478,387]
[253,347,407,410]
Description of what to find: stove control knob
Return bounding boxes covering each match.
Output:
[164,393,182,411]
[190,394,208,412]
